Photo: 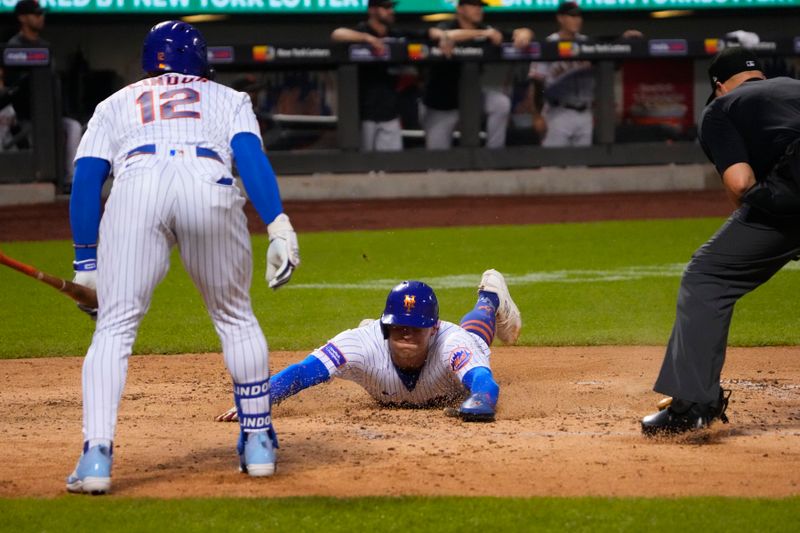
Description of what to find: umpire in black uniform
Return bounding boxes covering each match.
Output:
[641,47,800,435]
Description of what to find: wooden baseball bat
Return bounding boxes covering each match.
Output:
[0,250,98,308]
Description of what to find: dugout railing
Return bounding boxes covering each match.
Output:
[210,36,796,174]
[2,36,798,190]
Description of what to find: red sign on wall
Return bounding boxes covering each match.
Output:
[622,59,694,134]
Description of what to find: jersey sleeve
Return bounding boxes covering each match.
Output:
[75,101,116,163]
[228,92,263,144]
[699,104,749,176]
[441,328,491,382]
[310,327,369,378]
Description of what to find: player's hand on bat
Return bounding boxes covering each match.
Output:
[214,406,239,422]
[73,260,98,321]
[266,213,300,289]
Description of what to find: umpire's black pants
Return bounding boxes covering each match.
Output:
[654,205,800,405]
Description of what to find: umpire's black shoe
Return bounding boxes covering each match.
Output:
[641,389,731,437]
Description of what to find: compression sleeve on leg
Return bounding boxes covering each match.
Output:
[230,132,283,226]
[69,157,111,263]
[269,354,332,404]
[461,366,500,408]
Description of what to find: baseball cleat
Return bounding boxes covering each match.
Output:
[66,444,113,495]
[641,389,731,437]
[238,431,276,477]
[478,269,522,345]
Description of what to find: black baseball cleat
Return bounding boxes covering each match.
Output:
[641,389,731,437]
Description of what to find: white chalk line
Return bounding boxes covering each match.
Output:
[289,261,800,290]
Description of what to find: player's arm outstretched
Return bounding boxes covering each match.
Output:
[457,366,500,422]
[230,118,300,289]
[216,355,331,422]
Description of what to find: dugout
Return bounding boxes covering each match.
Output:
[1,3,799,195]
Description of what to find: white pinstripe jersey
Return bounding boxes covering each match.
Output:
[311,320,491,405]
[75,73,260,173]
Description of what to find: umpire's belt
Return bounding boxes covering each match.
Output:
[549,100,589,112]
[125,144,223,163]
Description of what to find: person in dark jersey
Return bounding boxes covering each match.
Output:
[331,0,432,151]
[421,0,534,150]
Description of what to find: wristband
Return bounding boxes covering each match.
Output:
[73,259,97,272]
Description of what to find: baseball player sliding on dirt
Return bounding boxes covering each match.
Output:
[66,21,299,494]
[216,270,521,424]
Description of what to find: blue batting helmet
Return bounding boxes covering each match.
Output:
[142,20,208,77]
[380,281,439,334]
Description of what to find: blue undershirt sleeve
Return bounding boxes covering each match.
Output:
[69,157,111,263]
[230,132,283,226]
[269,355,331,404]
[461,366,500,408]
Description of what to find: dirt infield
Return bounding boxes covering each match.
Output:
[1,190,798,498]
[1,347,798,498]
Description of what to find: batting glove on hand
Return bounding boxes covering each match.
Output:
[266,213,300,290]
[73,260,98,321]
[214,406,239,422]
[458,392,496,422]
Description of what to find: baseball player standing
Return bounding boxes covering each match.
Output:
[421,0,534,150]
[529,1,641,147]
[216,270,522,423]
[66,21,300,494]
[330,0,428,152]
[641,47,800,435]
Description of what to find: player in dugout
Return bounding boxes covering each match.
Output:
[216,270,522,423]
[421,0,535,150]
[331,0,425,152]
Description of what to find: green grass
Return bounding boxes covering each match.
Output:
[2,219,799,523]
[1,497,798,532]
[1,217,799,359]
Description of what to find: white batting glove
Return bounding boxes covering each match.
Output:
[73,269,97,290]
[214,406,239,422]
[73,260,98,320]
[266,213,300,290]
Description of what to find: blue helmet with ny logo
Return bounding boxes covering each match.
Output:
[142,20,209,77]
[380,281,439,334]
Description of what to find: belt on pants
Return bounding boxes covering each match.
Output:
[549,100,589,112]
[125,144,223,163]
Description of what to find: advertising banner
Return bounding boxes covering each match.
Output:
[2,0,799,14]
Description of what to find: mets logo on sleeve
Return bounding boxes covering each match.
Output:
[320,343,347,368]
[449,347,473,372]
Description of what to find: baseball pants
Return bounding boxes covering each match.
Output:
[541,105,592,148]
[81,154,270,445]
[654,205,800,405]
[422,89,511,150]
[361,118,403,152]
